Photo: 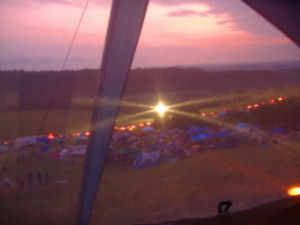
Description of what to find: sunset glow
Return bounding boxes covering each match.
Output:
[1,0,300,70]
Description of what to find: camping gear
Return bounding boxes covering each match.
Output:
[133,151,160,169]
[270,128,287,134]
[142,126,154,131]
[0,178,15,188]
[50,152,59,159]
[191,133,213,141]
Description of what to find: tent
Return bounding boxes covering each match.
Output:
[0,145,9,153]
[215,132,229,137]
[2,0,297,224]
[142,126,155,131]
[187,126,205,135]
[191,133,213,141]
[132,151,160,169]
[270,128,288,134]
[0,178,15,188]
[50,152,59,159]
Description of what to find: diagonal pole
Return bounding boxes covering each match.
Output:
[76,1,149,224]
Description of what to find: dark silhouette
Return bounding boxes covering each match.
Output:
[2,163,8,172]
[37,172,43,185]
[21,155,26,163]
[27,172,33,187]
[16,177,24,189]
[44,172,49,185]
[218,201,232,214]
[16,155,20,165]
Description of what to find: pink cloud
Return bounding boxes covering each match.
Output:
[168,9,209,17]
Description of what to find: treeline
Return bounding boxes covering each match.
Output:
[0,68,300,111]
[224,96,300,130]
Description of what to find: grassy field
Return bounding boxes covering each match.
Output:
[1,142,300,225]
[1,78,300,224]
[1,83,299,142]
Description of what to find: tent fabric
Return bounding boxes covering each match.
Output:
[187,126,205,135]
[0,178,15,188]
[215,132,229,137]
[142,126,154,131]
[40,146,51,152]
[237,123,247,128]
[270,128,287,133]
[50,152,59,159]
[133,151,160,169]
[0,145,9,152]
[37,137,50,143]
[15,136,42,149]
[191,133,213,141]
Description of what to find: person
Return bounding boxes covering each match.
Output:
[44,171,49,185]
[16,155,20,165]
[37,172,43,185]
[2,163,8,172]
[21,155,26,163]
[16,177,24,189]
[27,172,33,187]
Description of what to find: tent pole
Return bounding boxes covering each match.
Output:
[75,1,149,224]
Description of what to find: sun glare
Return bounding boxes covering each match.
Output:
[154,102,168,117]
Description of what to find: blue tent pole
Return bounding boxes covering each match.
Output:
[75,1,149,224]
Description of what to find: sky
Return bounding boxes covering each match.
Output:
[0,0,300,70]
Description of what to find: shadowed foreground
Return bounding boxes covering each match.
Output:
[137,195,300,225]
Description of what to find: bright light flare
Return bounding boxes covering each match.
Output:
[287,187,300,196]
[154,103,168,116]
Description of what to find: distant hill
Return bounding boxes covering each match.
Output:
[179,60,300,71]
[0,67,300,110]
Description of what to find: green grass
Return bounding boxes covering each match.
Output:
[1,143,300,225]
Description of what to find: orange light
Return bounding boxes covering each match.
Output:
[154,102,168,117]
[48,133,54,139]
[131,125,137,128]
[114,126,118,130]
[146,122,152,126]
[202,113,206,117]
[278,97,283,101]
[4,141,8,145]
[287,187,300,196]
[76,132,81,136]
[247,105,252,109]
[120,127,126,130]
[254,104,259,108]
[211,112,215,115]
[58,134,63,138]
[139,123,144,127]
[270,99,275,103]
[85,131,90,136]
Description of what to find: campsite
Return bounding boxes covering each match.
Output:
[1,70,300,224]
[1,0,300,224]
